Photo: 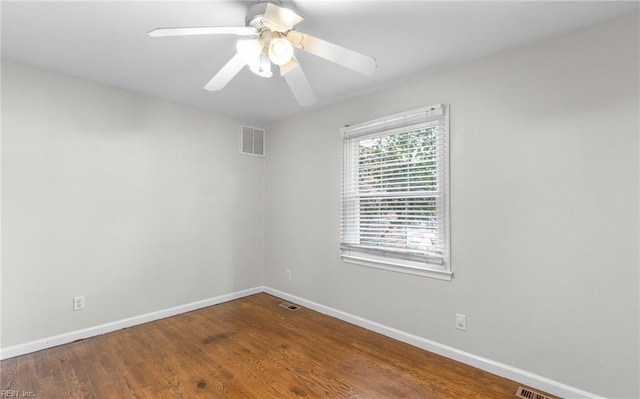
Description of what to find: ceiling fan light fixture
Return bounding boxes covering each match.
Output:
[250,54,273,78]
[236,39,263,65]
[149,1,377,106]
[268,37,294,66]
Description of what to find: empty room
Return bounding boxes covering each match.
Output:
[1,1,638,398]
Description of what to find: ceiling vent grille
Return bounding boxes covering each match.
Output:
[515,386,554,399]
[240,125,265,157]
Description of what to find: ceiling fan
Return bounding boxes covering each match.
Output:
[148,1,377,106]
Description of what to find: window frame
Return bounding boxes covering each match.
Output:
[340,105,452,281]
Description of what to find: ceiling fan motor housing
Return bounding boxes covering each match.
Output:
[246,1,293,29]
[245,2,289,56]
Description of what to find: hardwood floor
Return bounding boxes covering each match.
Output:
[0,293,557,398]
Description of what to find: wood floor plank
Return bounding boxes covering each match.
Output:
[0,293,560,398]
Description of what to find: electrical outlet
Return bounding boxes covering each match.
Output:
[455,313,466,331]
[73,296,85,311]
[286,270,292,281]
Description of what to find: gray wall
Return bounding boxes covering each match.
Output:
[264,14,639,398]
[1,62,265,346]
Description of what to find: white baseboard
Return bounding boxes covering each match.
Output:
[0,286,263,360]
[0,285,605,399]
[263,286,605,399]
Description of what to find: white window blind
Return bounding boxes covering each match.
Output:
[341,105,450,278]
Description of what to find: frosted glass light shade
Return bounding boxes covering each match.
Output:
[268,38,294,66]
[236,39,263,65]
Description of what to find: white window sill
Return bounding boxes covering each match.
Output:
[341,253,453,281]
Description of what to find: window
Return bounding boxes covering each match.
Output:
[340,105,451,280]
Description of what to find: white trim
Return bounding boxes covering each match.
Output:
[342,254,453,281]
[340,104,443,137]
[0,286,262,360]
[262,286,606,399]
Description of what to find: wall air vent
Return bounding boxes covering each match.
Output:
[240,125,265,157]
[515,386,555,399]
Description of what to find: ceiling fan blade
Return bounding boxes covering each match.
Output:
[280,59,317,106]
[205,53,246,91]
[286,31,377,76]
[148,26,257,37]
[263,3,304,32]
[279,58,299,77]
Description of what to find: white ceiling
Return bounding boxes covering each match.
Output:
[2,1,637,125]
